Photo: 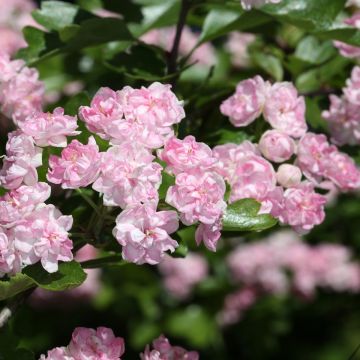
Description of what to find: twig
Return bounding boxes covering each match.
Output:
[167,0,191,88]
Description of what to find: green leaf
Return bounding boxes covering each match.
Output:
[199,6,270,43]
[222,198,277,232]
[252,52,283,81]
[64,91,91,116]
[158,172,175,200]
[23,261,87,291]
[0,274,35,301]
[32,1,79,31]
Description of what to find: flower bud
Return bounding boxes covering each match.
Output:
[276,164,302,188]
[259,130,295,163]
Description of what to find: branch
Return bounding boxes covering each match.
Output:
[167,0,191,88]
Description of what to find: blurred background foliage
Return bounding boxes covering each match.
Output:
[1,0,360,359]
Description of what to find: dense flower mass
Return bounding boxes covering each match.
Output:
[219,230,360,325]
[113,204,179,265]
[225,32,256,68]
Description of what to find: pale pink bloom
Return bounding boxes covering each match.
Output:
[10,204,73,273]
[19,107,79,147]
[334,14,360,58]
[141,335,199,360]
[344,66,360,106]
[278,182,326,234]
[0,182,51,227]
[0,53,24,82]
[276,164,302,188]
[263,82,307,138]
[241,0,282,10]
[159,253,208,299]
[68,327,125,360]
[79,87,123,140]
[47,136,101,189]
[195,217,222,252]
[39,347,74,360]
[114,83,185,148]
[259,130,296,163]
[0,0,36,28]
[296,132,334,183]
[141,26,216,67]
[93,143,162,208]
[325,151,360,191]
[322,95,360,146]
[5,130,43,159]
[113,205,179,265]
[0,27,26,56]
[220,76,269,127]
[229,153,276,203]
[158,135,217,175]
[0,65,44,124]
[226,32,256,68]
[166,170,226,226]
[0,227,20,276]
[213,141,259,182]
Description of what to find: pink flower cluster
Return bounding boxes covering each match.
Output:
[0,0,36,56]
[323,66,360,145]
[0,53,44,125]
[40,327,125,360]
[0,182,73,275]
[220,76,360,233]
[158,253,208,299]
[80,83,185,149]
[225,32,256,68]
[221,76,307,138]
[334,14,360,59]
[240,0,282,10]
[219,230,360,325]
[161,136,226,251]
[141,26,216,67]
[40,328,199,360]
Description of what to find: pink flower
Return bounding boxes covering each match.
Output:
[195,218,223,252]
[68,327,125,360]
[241,0,282,9]
[115,82,185,148]
[141,335,199,360]
[0,27,26,56]
[0,53,24,82]
[229,153,276,203]
[159,253,208,299]
[47,136,101,189]
[113,204,179,265]
[158,135,216,175]
[0,182,51,227]
[259,130,296,163]
[220,76,269,127]
[226,32,256,68]
[19,107,79,147]
[5,130,43,159]
[166,170,226,226]
[344,66,360,106]
[276,164,302,188]
[334,14,360,58]
[278,182,326,234]
[10,204,73,273]
[0,227,20,276]
[263,82,307,138]
[40,347,74,360]
[93,143,162,208]
[79,87,123,140]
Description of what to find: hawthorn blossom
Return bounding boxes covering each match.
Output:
[220,76,269,127]
[68,327,125,360]
[158,135,217,175]
[0,227,19,276]
[258,130,296,163]
[93,142,162,208]
[225,32,256,68]
[278,182,326,234]
[47,137,101,189]
[0,182,51,227]
[19,107,79,147]
[40,347,74,360]
[113,204,179,265]
[159,253,208,299]
[79,87,123,140]
[141,335,199,360]
[195,217,223,252]
[263,82,307,138]
[241,0,282,10]
[10,204,73,273]
[166,170,226,226]
[276,164,302,188]
[334,14,360,59]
